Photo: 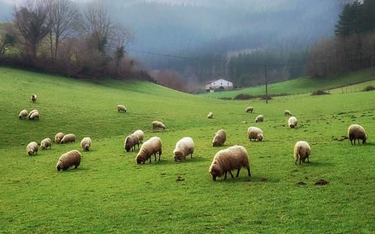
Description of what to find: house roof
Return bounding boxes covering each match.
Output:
[205,79,232,84]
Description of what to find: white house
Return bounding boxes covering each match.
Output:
[205,79,233,92]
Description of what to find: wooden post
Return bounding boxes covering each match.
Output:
[264,64,268,104]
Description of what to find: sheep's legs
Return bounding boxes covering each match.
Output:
[158,152,161,161]
[236,169,241,177]
[154,153,157,161]
[247,167,251,177]
[229,171,234,178]
[224,172,227,180]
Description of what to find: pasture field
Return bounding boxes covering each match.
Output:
[1,67,375,233]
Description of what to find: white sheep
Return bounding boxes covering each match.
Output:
[207,112,213,119]
[173,137,194,161]
[209,145,251,181]
[124,134,140,152]
[18,109,28,119]
[80,137,92,151]
[56,150,81,171]
[152,121,165,130]
[212,129,226,147]
[55,132,64,143]
[133,130,144,143]
[117,105,127,112]
[288,116,298,129]
[247,127,264,141]
[348,124,367,145]
[285,110,292,116]
[26,142,38,156]
[31,94,37,103]
[28,111,39,120]
[246,107,254,113]
[255,115,264,123]
[136,137,162,164]
[41,138,51,150]
[293,141,311,165]
[60,134,76,144]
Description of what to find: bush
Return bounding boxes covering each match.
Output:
[219,97,233,100]
[311,90,330,96]
[234,94,254,100]
[363,85,375,92]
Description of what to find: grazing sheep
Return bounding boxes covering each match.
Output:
[56,150,81,171]
[212,129,226,147]
[28,111,40,120]
[173,137,194,161]
[117,105,127,112]
[348,124,367,145]
[152,121,165,130]
[55,132,64,143]
[60,134,76,144]
[255,115,264,123]
[209,145,251,181]
[288,116,298,129]
[133,130,144,143]
[80,137,92,151]
[41,138,51,150]
[18,109,28,119]
[136,136,162,164]
[293,141,311,165]
[26,142,38,156]
[207,112,213,119]
[247,127,264,141]
[285,110,292,116]
[124,134,140,152]
[246,107,254,113]
[31,94,37,103]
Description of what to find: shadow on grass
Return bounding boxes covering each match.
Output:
[214,175,280,183]
[137,156,210,166]
[293,161,334,167]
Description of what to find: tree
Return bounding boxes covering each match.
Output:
[0,33,15,56]
[335,1,362,37]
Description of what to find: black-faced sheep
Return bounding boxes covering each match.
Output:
[60,134,76,144]
[294,141,311,165]
[207,112,213,119]
[18,109,28,119]
[31,94,37,103]
[124,134,140,152]
[152,121,165,130]
[41,138,51,150]
[80,137,92,151]
[246,107,254,113]
[348,124,367,145]
[255,115,264,123]
[209,145,251,181]
[26,142,38,156]
[136,136,162,164]
[55,132,64,143]
[133,130,144,143]
[288,116,298,129]
[173,137,194,161]
[285,110,292,116]
[247,127,264,141]
[212,129,226,147]
[117,105,127,112]
[56,150,81,171]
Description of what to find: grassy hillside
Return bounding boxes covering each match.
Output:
[203,68,375,99]
[1,67,375,233]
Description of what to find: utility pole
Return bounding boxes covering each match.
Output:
[264,63,268,104]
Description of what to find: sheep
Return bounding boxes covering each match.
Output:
[28,111,40,120]
[55,132,64,143]
[255,115,264,123]
[18,109,28,119]
[152,121,165,130]
[348,124,367,145]
[136,136,162,164]
[117,105,127,112]
[246,107,254,113]
[133,130,144,143]
[60,134,76,144]
[56,150,81,171]
[212,129,226,147]
[285,110,292,116]
[26,142,38,156]
[288,116,298,129]
[41,138,51,150]
[124,134,140,152]
[31,94,37,103]
[80,137,92,151]
[247,127,264,141]
[207,112,213,119]
[293,141,311,165]
[173,137,194,161]
[209,145,251,181]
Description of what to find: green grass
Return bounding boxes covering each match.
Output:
[203,68,375,99]
[1,67,375,233]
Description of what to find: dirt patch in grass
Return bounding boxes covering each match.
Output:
[297,181,307,185]
[315,179,329,185]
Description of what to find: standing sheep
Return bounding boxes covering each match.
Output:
[117,105,127,112]
[212,129,226,147]
[124,134,140,152]
[60,134,76,144]
[209,145,251,181]
[288,116,298,129]
[152,121,165,130]
[247,127,264,141]
[18,109,28,119]
[136,137,162,164]
[80,137,92,151]
[133,130,144,143]
[56,150,81,171]
[348,124,367,145]
[293,141,311,165]
[207,112,213,119]
[41,138,52,150]
[55,132,64,143]
[284,110,292,116]
[31,94,37,103]
[246,107,254,113]
[255,115,264,123]
[173,137,194,161]
[26,142,38,156]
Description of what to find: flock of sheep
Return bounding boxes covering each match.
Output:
[20,95,368,181]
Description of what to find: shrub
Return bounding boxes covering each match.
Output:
[219,97,232,100]
[311,90,330,96]
[363,85,375,92]
[234,94,253,100]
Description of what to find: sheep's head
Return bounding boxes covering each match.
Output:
[28,150,33,156]
[209,163,223,181]
[173,150,183,161]
[257,134,264,141]
[363,136,367,144]
[85,145,90,151]
[56,161,62,171]
[125,138,132,152]
[212,140,219,147]
[290,124,295,128]
[136,155,143,164]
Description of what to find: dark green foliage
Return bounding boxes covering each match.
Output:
[362,85,375,91]
[311,90,330,96]
[234,94,253,100]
